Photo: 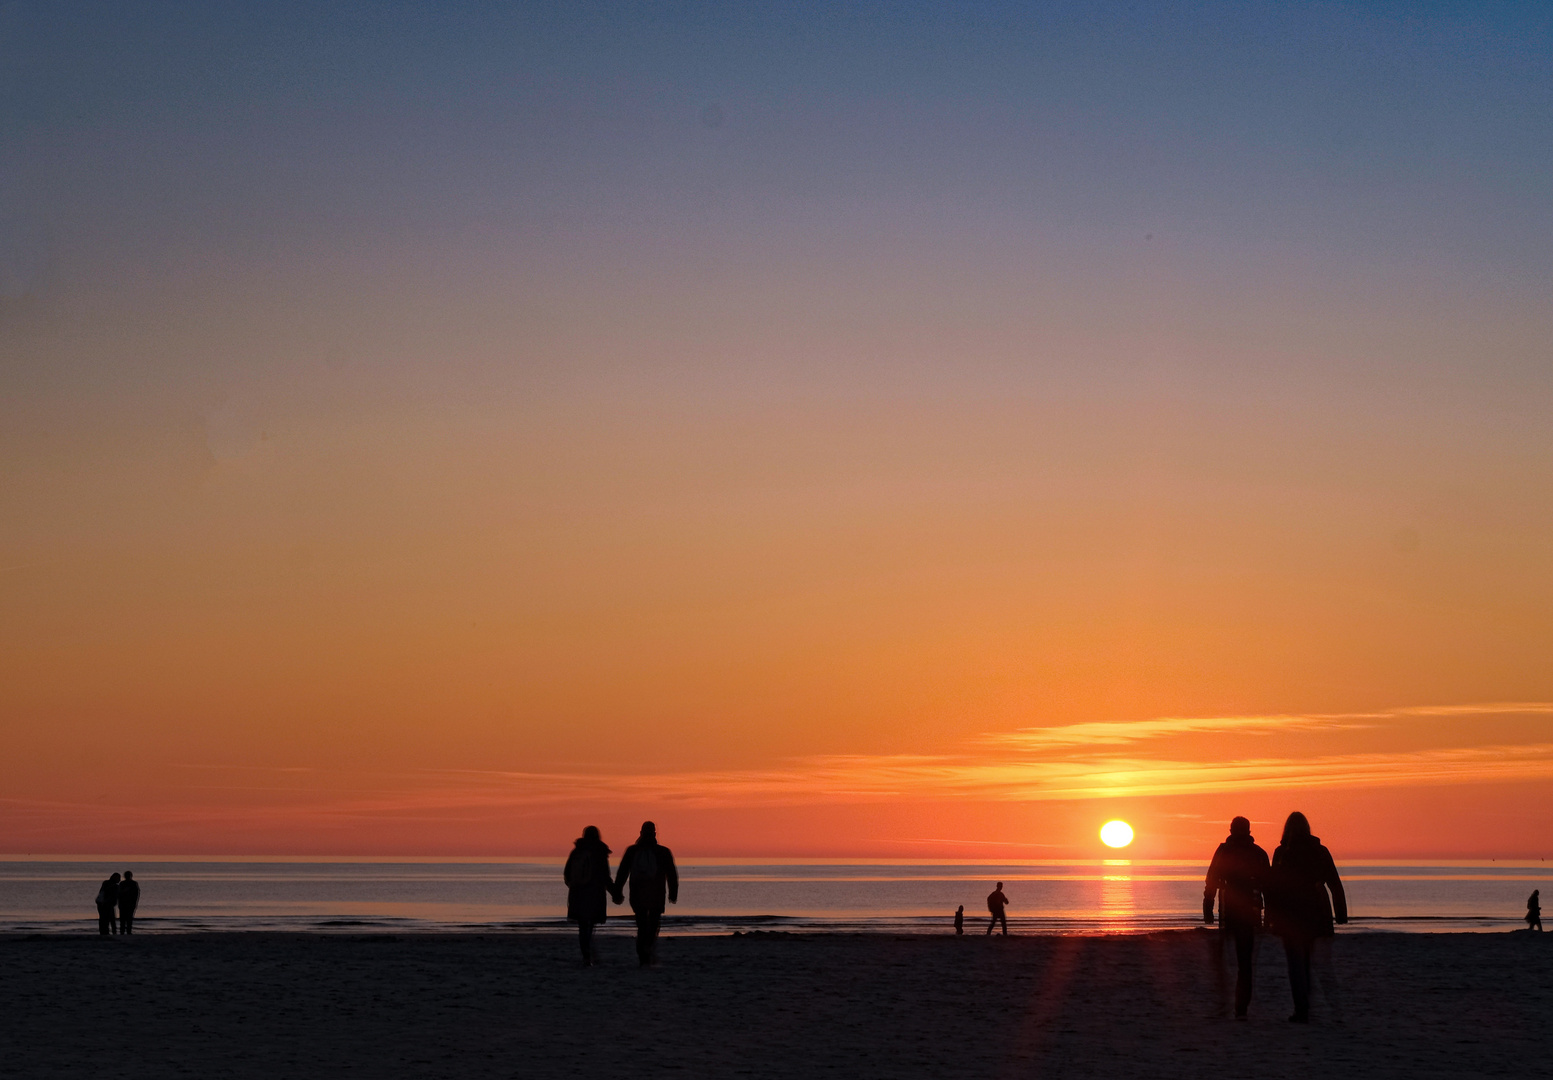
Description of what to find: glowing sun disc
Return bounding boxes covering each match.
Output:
[1100,820,1134,848]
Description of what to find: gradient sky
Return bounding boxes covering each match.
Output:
[3,1,1551,858]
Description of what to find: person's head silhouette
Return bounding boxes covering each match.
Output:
[1229,816,1251,838]
[123,871,133,881]
[1281,811,1312,845]
[639,821,657,844]
[581,825,601,843]
[109,872,120,883]
[995,881,1003,890]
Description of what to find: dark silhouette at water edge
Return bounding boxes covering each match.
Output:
[118,871,140,935]
[1203,815,1269,1018]
[613,820,678,966]
[1265,812,1347,1023]
[563,826,612,965]
[95,873,120,936]
[985,883,1009,936]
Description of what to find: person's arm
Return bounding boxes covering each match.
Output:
[611,846,633,902]
[1203,848,1222,923]
[562,850,575,888]
[665,848,678,905]
[1323,848,1348,925]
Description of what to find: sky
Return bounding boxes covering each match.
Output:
[2,1,1552,859]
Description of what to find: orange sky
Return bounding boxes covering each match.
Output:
[3,4,1552,859]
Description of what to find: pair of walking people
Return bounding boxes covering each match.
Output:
[94,871,140,935]
[564,821,678,967]
[1204,812,1346,1023]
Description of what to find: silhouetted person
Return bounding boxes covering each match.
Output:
[612,821,678,967]
[986,882,1009,935]
[563,826,613,965]
[1527,889,1542,931]
[954,905,964,935]
[1265,812,1347,1023]
[117,871,140,935]
[95,873,120,936]
[1203,816,1270,1018]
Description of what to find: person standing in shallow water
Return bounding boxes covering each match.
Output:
[117,871,140,935]
[986,882,1010,935]
[1203,816,1270,1018]
[1527,890,1542,931]
[612,821,678,967]
[1265,812,1347,1023]
[94,872,120,936]
[954,905,964,935]
[563,827,613,965]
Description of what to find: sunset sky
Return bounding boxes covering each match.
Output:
[3,1,1551,859]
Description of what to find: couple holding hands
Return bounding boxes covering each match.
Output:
[564,820,679,967]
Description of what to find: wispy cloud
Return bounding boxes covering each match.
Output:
[385,703,1553,810]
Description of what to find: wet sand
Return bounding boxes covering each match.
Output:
[5,929,1550,1078]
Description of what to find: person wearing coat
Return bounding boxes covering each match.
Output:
[563,826,613,965]
[94,873,120,936]
[117,871,141,935]
[1203,816,1270,1018]
[611,820,678,967]
[1265,812,1347,1023]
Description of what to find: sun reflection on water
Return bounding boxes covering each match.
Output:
[1100,859,1135,927]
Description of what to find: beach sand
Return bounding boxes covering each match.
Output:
[5,929,1550,1078]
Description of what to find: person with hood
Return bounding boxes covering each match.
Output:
[1203,816,1270,1018]
[94,872,120,936]
[612,821,678,967]
[1265,812,1347,1023]
[563,826,613,965]
[1527,889,1542,932]
[117,871,141,935]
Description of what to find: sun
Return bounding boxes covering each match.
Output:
[1100,820,1134,848]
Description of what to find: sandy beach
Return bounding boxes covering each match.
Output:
[5,929,1549,1078]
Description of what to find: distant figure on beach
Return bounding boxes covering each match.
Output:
[612,821,678,967]
[1527,890,1542,931]
[563,826,613,965]
[118,871,140,935]
[955,905,964,935]
[1203,816,1270,1018]
[986,883,1009,935]
[1265,812,1347,1023]
[95,873,120,936]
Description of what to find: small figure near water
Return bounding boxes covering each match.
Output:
[563,826,613,965]
[613,820,678,967]
[1265,812,1347,1023]
[986,882,1010,936]
[1203,816,1270,1018]
[954,905,964,935]
[95,872,120,936]
[118,871,140,935]
[1527,889,1542,932]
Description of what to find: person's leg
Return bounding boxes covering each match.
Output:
[578,921,594,964]
[1232,922,1255,1017]
[97,903,111,936]
[645,912,662,964]
[985,913,994,935]
[999,910,1009,935]
[121,910,134,935]
[1283,937,1311,1021]
[1313,936,1343,1023]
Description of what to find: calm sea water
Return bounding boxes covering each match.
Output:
[2,860,1546,934]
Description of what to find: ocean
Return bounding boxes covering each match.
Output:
[3,859,1546,934]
